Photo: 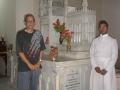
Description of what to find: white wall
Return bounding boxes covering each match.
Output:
[102,0,120,48]
[0,0,5,36]
[0,0,41,51]
[0,0,16,51]
[16,0,34,32]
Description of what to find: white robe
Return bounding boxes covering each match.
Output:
[90,34,118,90]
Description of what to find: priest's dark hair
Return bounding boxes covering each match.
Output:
[24,14,35,22]
[98,20,108,28]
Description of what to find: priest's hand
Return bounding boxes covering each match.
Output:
[101,69,107,75]
[95,67,101,73]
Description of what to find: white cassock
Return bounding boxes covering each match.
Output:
[90,34,118,90]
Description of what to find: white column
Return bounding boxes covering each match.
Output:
[64,0,68,23]
[10,56,14,83]
[48,0,53,16]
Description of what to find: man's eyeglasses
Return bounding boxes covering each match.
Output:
[26,20,35,23]
[99,26,107,29]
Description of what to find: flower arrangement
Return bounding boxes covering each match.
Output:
[0,36,5,41]
[61,30,74,43]
[45,37,49,44]
[49,46,59,60]
[53,19,65,32]
[61,30,74,51]
[8,44,13,52]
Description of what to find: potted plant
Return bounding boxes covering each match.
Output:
[0,36,5,41]
[61,30,74,51]
[8,44,13,52]
[49,46,59,61]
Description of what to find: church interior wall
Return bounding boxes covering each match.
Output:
[0,0,120,49]
[0,0,16,51]
[102,0,120,48]
[0,0,5,36]
[0,0,40,51]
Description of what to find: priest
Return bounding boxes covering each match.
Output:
[90,20,118,90]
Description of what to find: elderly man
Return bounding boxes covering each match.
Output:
[16,14,46,90]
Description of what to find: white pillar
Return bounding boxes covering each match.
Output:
[48,0,53,16]
[64,0,68,23]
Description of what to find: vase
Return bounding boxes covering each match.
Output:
[59,32,63,44]
[2,39,4,41]
[52,56,57,62]
[9,50,12,53]
[67,42,71,51]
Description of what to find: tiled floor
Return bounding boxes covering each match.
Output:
[116,69,120,90]
[0,77,15,90]
[0,70,120,90]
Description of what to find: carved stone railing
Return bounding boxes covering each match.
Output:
[7,51,18,89]
[39,0,96,45]
[66,12,96,44]
[65,0,96,44]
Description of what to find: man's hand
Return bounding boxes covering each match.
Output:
[35,61,41,70]
[27,63,37,70]
[95,67,101,73]
[101,69,107,75]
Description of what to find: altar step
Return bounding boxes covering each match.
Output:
[58,44,90,52]
[44,50,90,59]
[45,43,90,51]
[58,50,90,59]
[44,44,90,59]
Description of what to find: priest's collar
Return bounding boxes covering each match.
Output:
[100,34,108,38]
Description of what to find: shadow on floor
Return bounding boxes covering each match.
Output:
[0,77,15,90]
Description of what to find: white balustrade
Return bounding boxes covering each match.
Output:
[7,52,18,89]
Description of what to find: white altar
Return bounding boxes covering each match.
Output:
[38,0,95,90]
[8,0,96,90]
[7,52,91,90]
[39,55,91,90]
